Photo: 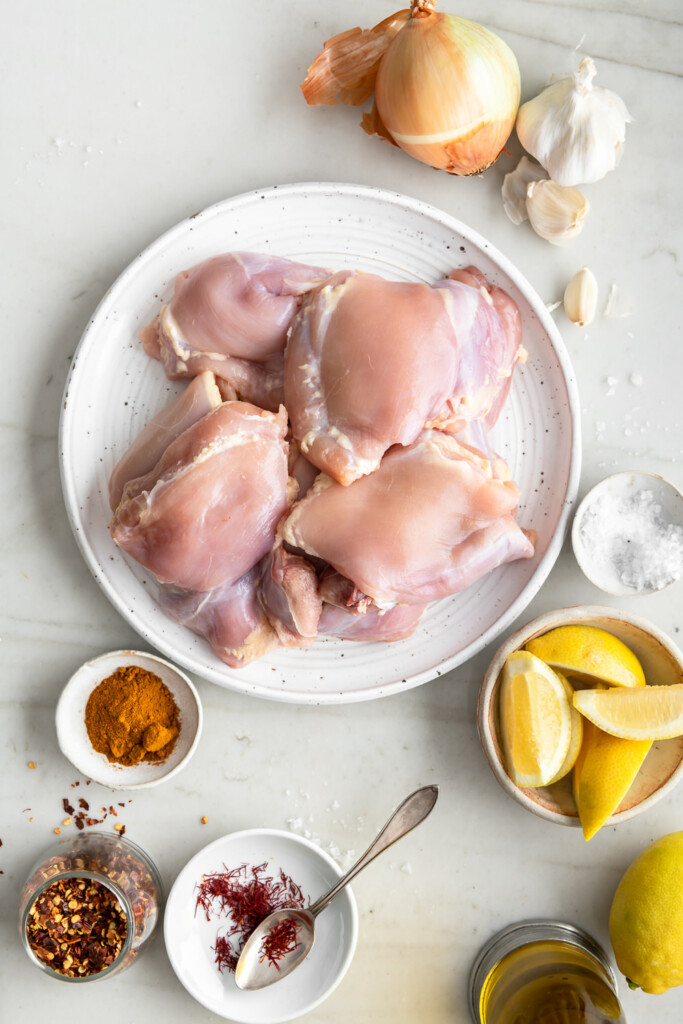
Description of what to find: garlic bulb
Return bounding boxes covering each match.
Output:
[564,267,598,326]
[502,156,548,225]
[526,180,589,245]
[302,1,521,176]
[516,57,632,186]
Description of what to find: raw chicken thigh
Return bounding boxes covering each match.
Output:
[258,538,322,647]
[159,538,322,667]
[159,568,278,669]
[317,569,427,641]
[108,371,222,511]
[285,270,458,485]
[281,431,534,606]
[141,253,329,411]
[284,267,524,485]
[317,601,427,642]
[111,401,290,592]
[443,267,523,432]
[108,251,535,670]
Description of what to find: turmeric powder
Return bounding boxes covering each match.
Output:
[85,664,180,767]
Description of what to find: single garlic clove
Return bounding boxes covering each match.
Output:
[501,155,548,225]
[564,267,598,326]
[516,57,632,187]
[526,180,589,245]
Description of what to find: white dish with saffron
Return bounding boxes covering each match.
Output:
[572,472,683,596]
[164,828,358,1023]
[55,649,203,789]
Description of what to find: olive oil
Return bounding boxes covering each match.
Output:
[469,922,627,1024]
[479,940,625,1023]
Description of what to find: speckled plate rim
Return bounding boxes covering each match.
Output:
[59,181,581,704]
[477,604,683,827]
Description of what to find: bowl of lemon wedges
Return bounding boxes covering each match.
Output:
[478,605,683,839]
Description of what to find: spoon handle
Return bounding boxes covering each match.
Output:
[309,784,439,918]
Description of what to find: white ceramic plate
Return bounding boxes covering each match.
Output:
[164,829,358,1023]
[55,649,203,788]
[59,182,581,703]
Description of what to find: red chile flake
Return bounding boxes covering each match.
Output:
[26,877,127,977]
[195,862,307,974]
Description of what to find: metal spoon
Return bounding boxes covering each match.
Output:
[235,784,439,991]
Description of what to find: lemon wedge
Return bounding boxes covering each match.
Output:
[573,684,683,740]
[573,720,652,841]
[499,650,572,788]
[546,673,584,785]
[525,625,645,688]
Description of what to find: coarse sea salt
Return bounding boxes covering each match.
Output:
[577,488,683,593]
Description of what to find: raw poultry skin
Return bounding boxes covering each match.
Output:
[317,568,428,641]
[159,568,278,669]
[281,431,534,607]
[442,267,523,432]
[110,401,290,592]
[108,371,222,511]
[317,601,427,642]
[141,252,329,411]
[284,267,524,485]
[258,537,322,647]
[110,255,534,666]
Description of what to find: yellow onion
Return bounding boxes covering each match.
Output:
[302,1,521,175]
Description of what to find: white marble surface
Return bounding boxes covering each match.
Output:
[2,1,682,1021]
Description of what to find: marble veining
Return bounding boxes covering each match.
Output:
[1,2,681,1021]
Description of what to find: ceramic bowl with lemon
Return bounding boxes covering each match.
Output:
[478,606,683,839]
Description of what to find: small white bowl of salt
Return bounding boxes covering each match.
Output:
[572,472,683,596]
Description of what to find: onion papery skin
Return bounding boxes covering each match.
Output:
[374,11,520,175]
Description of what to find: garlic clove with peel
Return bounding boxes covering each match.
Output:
[502,155,548,225]
[564,267,599,326]
[516,57,632,187]
[526,180,589,245]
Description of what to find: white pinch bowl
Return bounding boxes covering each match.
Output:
[56,649,203,789]
[572,471,683,596]
[477,606,683,828]
[164,829,358,1023]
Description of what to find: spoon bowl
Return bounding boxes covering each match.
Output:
[235,909,316,989]
[235,784,439,990]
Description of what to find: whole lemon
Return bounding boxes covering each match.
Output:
[609,831,683,994]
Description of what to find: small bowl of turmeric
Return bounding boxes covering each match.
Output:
[56,650,203,789]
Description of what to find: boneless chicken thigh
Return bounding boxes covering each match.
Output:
[284,268,524,484]
[111,401,290,592]
[258,538,322,648]
[141,252,329,411]
[442,267,524,432]
[281,431,534,607]
[317,569,428,641]
[107,251,536,669]
[159,568,278,669]
[285,270,459,485]
[108,371,222,511]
